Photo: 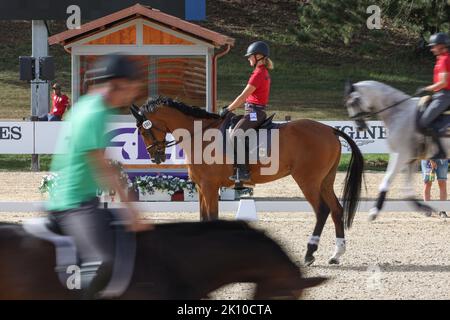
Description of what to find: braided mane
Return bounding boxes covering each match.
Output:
[142,96,220,119]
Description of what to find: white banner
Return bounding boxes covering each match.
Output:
[0,122,34,154]
[34,122,71,154]
[0,121,391,159]
[322,121,389,154]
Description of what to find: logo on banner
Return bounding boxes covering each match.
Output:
[334,124,387,152]
[0,126,22,140]
[104,127,185,164]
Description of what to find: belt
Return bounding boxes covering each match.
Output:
[245,103,266,109]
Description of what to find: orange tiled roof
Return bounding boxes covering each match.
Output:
[48,3,234,48]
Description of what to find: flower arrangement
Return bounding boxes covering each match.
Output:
[109,160,133,190]
[133,175,196,196]
[39,160,132,195]
[39,173,58,194]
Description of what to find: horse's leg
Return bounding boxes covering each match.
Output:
[196,186,208,221]
[320,167,346,265]
[369,152,403,221]
[199,184,220,221]
[404,160,434,215]
[306,197,330,266]
[292,175,324,266]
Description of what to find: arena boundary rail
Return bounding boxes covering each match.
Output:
[1,201,449,213]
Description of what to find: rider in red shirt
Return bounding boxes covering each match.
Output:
[220,41,273,182]
[417,32,450,159]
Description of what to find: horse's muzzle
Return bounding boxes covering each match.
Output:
[355,119,368,131]
[151,152,166,164]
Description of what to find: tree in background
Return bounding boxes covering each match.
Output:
[297,0,373,45]
[297,0,450,46]
[385,0,449,35]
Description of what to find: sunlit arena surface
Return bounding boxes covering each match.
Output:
[1,172,449,300]
[1,0,450,303]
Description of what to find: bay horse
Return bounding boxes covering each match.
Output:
[344,80,450,221]
[0,220,325,299]
[130,97,364,265]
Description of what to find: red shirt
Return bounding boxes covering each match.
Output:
[51,94,69,116]
[246,65,271,106]
[433,52,450,91]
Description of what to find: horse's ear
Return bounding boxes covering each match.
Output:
[344,79,355,96]
[130,104,144,122]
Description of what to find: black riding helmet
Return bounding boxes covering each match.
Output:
[428,32,450,47]
[245,41,270,57]
[88,54,140,82]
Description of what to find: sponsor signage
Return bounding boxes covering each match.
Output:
[0,122,34,154]
[321,121,388,154]
[1,121,391,165]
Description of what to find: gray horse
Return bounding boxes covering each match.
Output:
[344,80,450,221]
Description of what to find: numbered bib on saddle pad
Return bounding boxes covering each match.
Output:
[249,112,258,122]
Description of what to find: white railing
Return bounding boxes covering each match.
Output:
[1,200,449,213]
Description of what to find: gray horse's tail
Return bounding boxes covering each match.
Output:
[334,129,364,229]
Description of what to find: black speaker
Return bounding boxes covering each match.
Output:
[19,56,35,81]
[39,56,55,81]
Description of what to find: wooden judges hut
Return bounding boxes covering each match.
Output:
[49,3,235,112]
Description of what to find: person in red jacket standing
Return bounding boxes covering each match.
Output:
[39,83,70,121]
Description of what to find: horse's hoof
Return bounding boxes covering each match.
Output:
[368,208,379,222]
[423,211,432,217]
[304,256,315,266]
[328,258,340,265]
[439,211,448,218]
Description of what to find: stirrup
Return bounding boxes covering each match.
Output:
[229,168,250,183]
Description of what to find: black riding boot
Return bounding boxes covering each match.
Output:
[230,164,251,183]
[429,130,446,160]
[229,139,251,183]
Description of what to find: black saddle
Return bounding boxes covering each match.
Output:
[220,112,283,134]
[218,112,285,163]
[416,96,450,137]
[23,209,136,298]
[227,113,281,130]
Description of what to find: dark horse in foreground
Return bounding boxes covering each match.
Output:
[0,220,325,299]
[130,97,364,265]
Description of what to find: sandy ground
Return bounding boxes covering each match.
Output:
[0,171,449,300]
[0,171,443,201]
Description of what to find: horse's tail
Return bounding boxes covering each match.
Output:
[333,128,364,229]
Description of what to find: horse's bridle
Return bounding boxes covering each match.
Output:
[138,118,179,151]
[131,104,224,162]
[345,80,414,130]
[132,107,180,163]
[351,96,413,119]
[349,96,413,131]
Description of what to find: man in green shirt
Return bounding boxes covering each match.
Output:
[47,55,150,299]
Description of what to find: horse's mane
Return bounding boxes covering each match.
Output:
[142,96,220,119]
[153,220,274,243]
[148,220,296,266]
[154,220,256,236]
[356,80,411,99]
[0,222,19,227]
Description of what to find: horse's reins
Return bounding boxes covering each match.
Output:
[138,120,180,152]
[372,95,415,115]
[351,94,416,120]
